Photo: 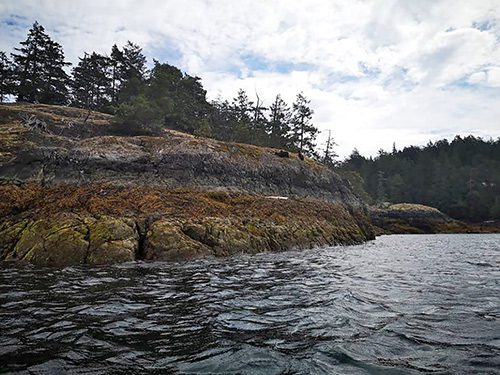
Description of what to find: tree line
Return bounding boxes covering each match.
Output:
[0,22,326,157]
[339,136,500,222]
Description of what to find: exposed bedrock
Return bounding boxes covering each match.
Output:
[0,104,375,266]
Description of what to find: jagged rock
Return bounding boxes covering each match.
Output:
[0,104,364,207]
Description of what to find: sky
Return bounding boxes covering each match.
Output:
[1,0,499,158]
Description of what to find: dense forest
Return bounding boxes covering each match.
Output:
[1,22,499,222]
[339,137,500,222]
[0,22,324,157]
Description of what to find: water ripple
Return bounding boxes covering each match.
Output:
[1,234,499,374]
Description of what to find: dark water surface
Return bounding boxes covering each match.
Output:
[1,234,499,374]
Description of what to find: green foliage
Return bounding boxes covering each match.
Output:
[113,94,162,135]
[193,118,213,138]
[11,21,70,104]
[6,22,323,158]
[71,52,112,111]
[70,41,147,112]
[267,94,291,148]
[290,92,318,157]
[340,136,500,222]
[337,170,373,204]
[0,51,15,102]
[208,90,319,153]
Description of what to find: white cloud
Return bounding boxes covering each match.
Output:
[0,0,499,157]
[487,67,500,87]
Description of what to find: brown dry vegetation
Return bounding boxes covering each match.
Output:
[0,182,356,226]
[0,182,375,265]
[0,103,324,167]
[0,103,112,126]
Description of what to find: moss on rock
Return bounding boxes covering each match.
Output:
[10,215,89,266]
[87,216,138,265]
[0,182,376,266]
[143,220,212,261]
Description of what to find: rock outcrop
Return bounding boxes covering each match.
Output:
[0,184,373,266]
[0,104,375,266]
[0,104,362,206]
[369,203,480,234]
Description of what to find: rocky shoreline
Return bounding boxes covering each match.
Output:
[0,104,493,267]
[0,104,374,266]
[0,183,374,266]
[369,203,499,234]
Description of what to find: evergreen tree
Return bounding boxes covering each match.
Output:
[121,41,147,81]
[39,39,71,104]
[340,136,500,221]
[232,89,253,124]
[193,118,213,138]
[210,97,235,141]
[116,41,147,104]
[251,92,268,141]
[0,52,14,102]
[267,94,291,148]
[229,89,254,143]
[11,21,70,104]
[109,44,124,104]
[71,52,111,111]
[114,61,211,134]
[290,92,318,156]
[322,130,338,166]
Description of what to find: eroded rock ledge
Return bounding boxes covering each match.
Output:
[369,203,498,234]
[0,183,374,266]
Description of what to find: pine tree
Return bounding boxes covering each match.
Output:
[121,41,147,81]
[323,130,338,166]
[11,21,70,104]
[228,89,253,143]
[267,94,291,148]
[109,44,124,104]
[290,92,318,157]
[0,52,14,102]
[116,42,146,102]
[232,89,253,124]
[251,92,267,133]
[71,52,111,111]
[210,97,234,141]
[39,39,71,104]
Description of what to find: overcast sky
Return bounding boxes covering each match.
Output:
[1,0,499,158]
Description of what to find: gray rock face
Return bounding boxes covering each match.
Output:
[368,203,469,234]
[1,133,363,208]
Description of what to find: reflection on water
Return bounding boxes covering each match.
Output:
[1,234,499,374]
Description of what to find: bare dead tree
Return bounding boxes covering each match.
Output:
[19,113,48,133]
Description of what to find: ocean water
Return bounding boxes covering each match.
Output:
[0,234,499,374]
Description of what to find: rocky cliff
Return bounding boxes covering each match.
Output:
[0,104,374,266]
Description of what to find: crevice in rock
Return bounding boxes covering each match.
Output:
[135,218,148,261]
[0,220,31,260]
[76,218,92,265]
